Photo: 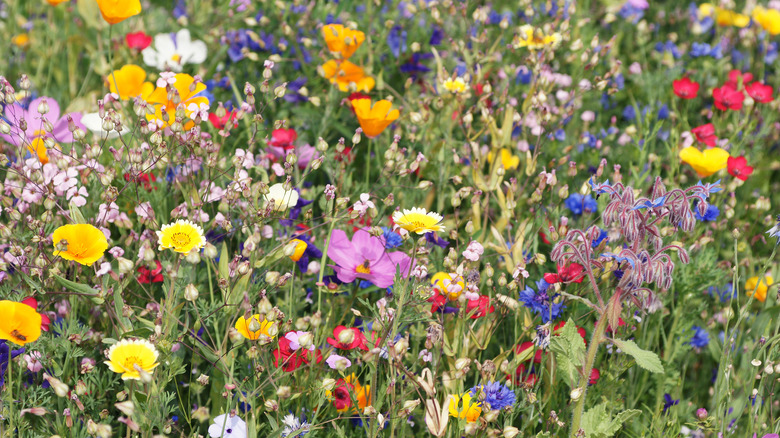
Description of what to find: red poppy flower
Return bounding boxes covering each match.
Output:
[272,336,322,372]
[690,123,718,147]
[21,297,50,332]
[125,31,152,50]
[727,156,754,181]
[332,385,352,411]
[268,128,297,149]
[466,296,494,319]
[137,260,163,284]
[589,368,600,385]
[672,77,699,99]
[326,326,368,351]
[725,70,754,88]
[745,82,774,103]
[124,172,157,191]
[544,263,585,284]
[208,110,237,130]
[509,363,539,386]
[515,341,544,364]
[597,317,626,334]
[712,84,745,111]
[429,292,447,313]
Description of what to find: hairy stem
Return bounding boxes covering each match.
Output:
[570,308,608,437]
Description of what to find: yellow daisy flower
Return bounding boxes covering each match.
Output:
[156,219,206,254]
[104,338,160,380]
[448,392,482,423]
[52,224,109,266]
[393,207,445,235]
[442,77,467,94]
[234,315,277,340]
[513,24,562,51]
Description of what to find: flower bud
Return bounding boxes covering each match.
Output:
[503,426,520,438]
[322,378,336,391]
[338,329,355,345]
[184,284,199,302]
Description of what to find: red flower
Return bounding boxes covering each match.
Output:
[725,70,754,88]
[124,172,157,191]
[509,363,539,386]
[543,263,585,284]
[466,296,494,319]
[598,317,627,334]
[428,291,447,313]
[727,156,754,181]
[515,341,544,364]
[332,385,352,411]
[272,335,322,372]
[137,261,163,284]
[589,368,600,385]
[268,128,297,149]
[745,82,774,103]
[672,77,699,99]
[208,110,237,130]
[21,297,50,332]
[326,326,368,351]
[125,31,152,50]
[690,123,718,147]
[712,84,745,111]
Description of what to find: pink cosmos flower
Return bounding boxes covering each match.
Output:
[327,228,414,288]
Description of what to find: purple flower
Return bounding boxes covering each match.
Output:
[0,341,25,387]
[1,97,84,148]
[387,25,407,58]
[327,228,413,288]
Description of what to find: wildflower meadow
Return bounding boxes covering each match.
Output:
[3,0,780,437]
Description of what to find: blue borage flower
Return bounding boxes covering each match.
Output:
[565,193,598,216]
[662,393,679,413]
[591,227,609,248]
[687,326,710,349]
[600,252,636,269]
[632,195,667,210]
[518,279,565,323]
[469,381,516,411]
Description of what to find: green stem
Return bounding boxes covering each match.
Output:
[570,310,608,437]
[7,350,14,437]
[365,138,373,187]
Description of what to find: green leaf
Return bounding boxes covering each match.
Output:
[535,432,552,438]
[612,338,664,373]
[581,403,641,437]
[53,274,104,304]
[549,318,586,387]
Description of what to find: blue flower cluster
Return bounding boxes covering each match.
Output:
[469,381,516,411]
[518,279,564,323]
[565,193,598,216]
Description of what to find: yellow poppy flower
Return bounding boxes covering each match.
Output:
[442,77,467,94]
[321,60,375,92]
[28,137,53,164]
[47,0,69,5]
[12,34,29,48]
[289,239,308,262]
[108,65,154,101]
[351,98,399,138]
[488,148,520,170]
[96,0,142,24]
[431,272,465,301]
[678,147,729,177]
[448,392,482,423]
[234,315,276,340]
[104,339,160,380]
[746,275,774,303]
[52,224,109,266]
[513,24,562,51]
[321,24,365,59]
[392,207,445,234]
[0,301,42,346]
[145,73,209,129]
[753,6,780,35]
[156,219,205,254]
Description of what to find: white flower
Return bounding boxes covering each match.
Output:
[142,29,207,72]
[265,183,299,212]
[281,414,310,438]
[462,240,484,262]
[81,113,130,140]
[156,71,177,88]
[208,414,247,438]
[188,102,210,121]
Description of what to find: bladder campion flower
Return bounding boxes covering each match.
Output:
[351,98,399,138]
[52,224,109,266]
[321,60,375,92]
[0,301,43,346]
[234,315,276,340]
[679,147,729,177]
[321,24,365,59]
[448,392,482,422]
[265,183,300,212]
[393,207,445,234]
[107,64,154,101]
[442,77,467,94]
[104,339,160,380]
[746,275,774,303]
[157,220,206,254]
[513,24,562,51]
[96,0,142,24]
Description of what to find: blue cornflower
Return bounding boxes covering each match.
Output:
[695,204,719,221]
[554,129,566,141]
[515,66,532,85]
[565,193,598,216]
[657,104,669,120]
[470,381,516,411]
[387,25,407,58]
[688,326,710,349]
[173,0,187,18]
[518,279,565,323]
[381,227,403,249]
[619,2,645,23]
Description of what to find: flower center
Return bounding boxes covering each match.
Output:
[122,355,142,370]
[356,260,371,274]
[170,232,192,247]
[170,54,182,63]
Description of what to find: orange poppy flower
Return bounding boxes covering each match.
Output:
[0,301,42,346]
[321,60,375,92]
[145,73,209,129]
[351,98,399,138]
[322,24,365,59]
[47,0,70,5]
[52,224,109,266]
[107,65,154,101]
[96,0,142,24]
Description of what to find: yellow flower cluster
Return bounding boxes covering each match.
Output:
[320,24,375,93]
[513,24,562,51]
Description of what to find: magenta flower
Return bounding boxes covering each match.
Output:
[327,228,413,288]
[1,97,85,148]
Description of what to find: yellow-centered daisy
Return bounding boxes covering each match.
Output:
[104,338,160,380]
[392,207,445,235]
[442,77,467,94]
[156,219,206,254]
